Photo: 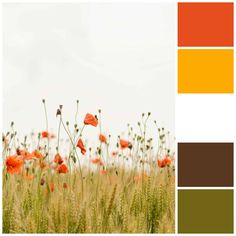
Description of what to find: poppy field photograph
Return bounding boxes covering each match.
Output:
[2,1,176,234]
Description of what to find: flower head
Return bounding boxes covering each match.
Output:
[57,164,68,174]
[99,134,107,143]
[41,131,49,138]
[91,157,103,166]
[120,139,130,149]
[32,150,43,159]
[77,138,86,155]
[54,153,63,165]
[84,113,98,127]
[6,155,23,174]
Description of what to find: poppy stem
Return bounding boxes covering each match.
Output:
[42,100,50,162]
[60,115,84,199]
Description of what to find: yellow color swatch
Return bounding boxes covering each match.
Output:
[178,49,234,93]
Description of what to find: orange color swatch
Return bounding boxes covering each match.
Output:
[178,3,234,47]
[178,49,234,93]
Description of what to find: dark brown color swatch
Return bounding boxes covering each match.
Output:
[178,143,233,187]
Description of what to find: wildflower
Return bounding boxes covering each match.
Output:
[111,151,118,157]
[54,153,63,165]
[157,159,166,168]
[84,113,98,127]
[99,134,107,143]
[41,131,49,138]
[23,173,34,181]
[32,150,43,159]
[120,139,130,149]
[50,182,55,192]
[91,158,103,166]
[100,169,107,175]
[40,178,45,186]
[17,149,34,161]
[133,173,148,183]
[57,164,68,174]
[63,183,68,189]
[163,155,172,166]
[157,156,172,168]
[6,155,23,174]
[39,162,48,170]
[77,138,86,155]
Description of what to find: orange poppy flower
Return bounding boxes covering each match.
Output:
[63,182,68,189]
[76,138,86,155]
[133,173,148,183]
[99,134,107,143]
[16,149,34,161]
[163,156,172,166]
[41,131,49,138]
[120,139,129,149]
[39,162,49,170]
[54,153,63,164]
[100,169,107,175]
[23,173,34,181]
[57,164,68,174]
[111,151,118,157]
[50,182,55,192]
[91,158,103,166]
[84,113,98,127]
[6,155,23,174]
[32,150,43,159]
[157,159,166,168]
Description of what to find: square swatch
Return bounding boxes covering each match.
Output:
[178,3,234,47]
[178,190,234,233]
[178,143,233,187]
[178,49,234,93]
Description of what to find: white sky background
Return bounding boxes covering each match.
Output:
[3,3,175,148]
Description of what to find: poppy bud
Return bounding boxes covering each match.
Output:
[76,100,79,104]
[128,143,133,149]
[11,121,14,127]
[40,178,45,186]
[42,99,45,103]
[56,109,61,116]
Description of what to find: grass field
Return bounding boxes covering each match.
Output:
[2,100,175,233]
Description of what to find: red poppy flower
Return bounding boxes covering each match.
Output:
[76,138,86,155]
[84,113,98,127]
[16,149,34,161]
[157,159,166,168]
[111,151,118,157]
[50,182,55,192]
[91,158,103,166]
[133,173,148,183]
[57,164,68,174]
[100,169,107,175]
[63,183,68,189]
[163,156,172,166]
[99,134,107,143]
[54,153,63,164]
[6,155,23,174]
[32,150,43,159]
[120,139,129,149]
[41,131,49,138]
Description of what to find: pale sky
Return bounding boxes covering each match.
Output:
[3,3,175,147]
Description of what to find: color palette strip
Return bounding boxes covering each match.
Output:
[178,2,234,94]
[178,2,234,47]
[178,49,234,93]
[178,143,233,187]
[177,2,234,234]
[178,190,234,233]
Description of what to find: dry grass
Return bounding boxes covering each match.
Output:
[3,166,175,233]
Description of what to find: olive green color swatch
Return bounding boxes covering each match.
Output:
[178,190,233,233]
